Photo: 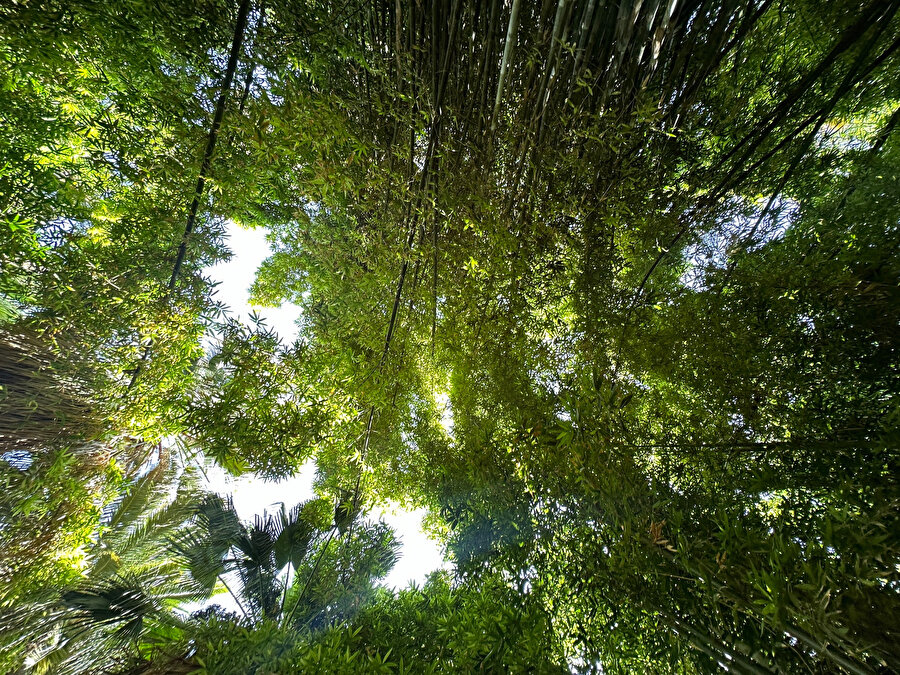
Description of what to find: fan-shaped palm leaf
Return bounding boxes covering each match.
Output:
[273,502,316,571]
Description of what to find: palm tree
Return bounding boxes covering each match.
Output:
[132,491,400,673]
[2,450,401,674]
[0,453,209,674]
[174,492,399,628]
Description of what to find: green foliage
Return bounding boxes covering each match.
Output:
[0,327,122,610]
[183,318,347,478]
[172,491,398,630]
[153,573,566,674]
[0,444,117,610]
[3,0,900,672]
[284,519,400,632]
[0,0,234,440]
[0,454,208,674]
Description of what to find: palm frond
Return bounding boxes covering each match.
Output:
[273,502,316,571]
[100,459,173,531]
[106,470,205,573]
[62,572,156,638]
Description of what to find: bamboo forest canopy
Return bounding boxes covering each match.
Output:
[1,0,899,672]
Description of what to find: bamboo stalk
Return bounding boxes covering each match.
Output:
[491,0,524,132]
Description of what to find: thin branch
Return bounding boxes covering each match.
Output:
[125,0,253,392]
[168,0,254,292]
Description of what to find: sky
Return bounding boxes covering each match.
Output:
[201,222,446,593]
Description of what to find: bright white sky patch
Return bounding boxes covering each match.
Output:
[374,504,449,589]
[207,222,301,342]
[201,457,317,519]
[435,391,454,438]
